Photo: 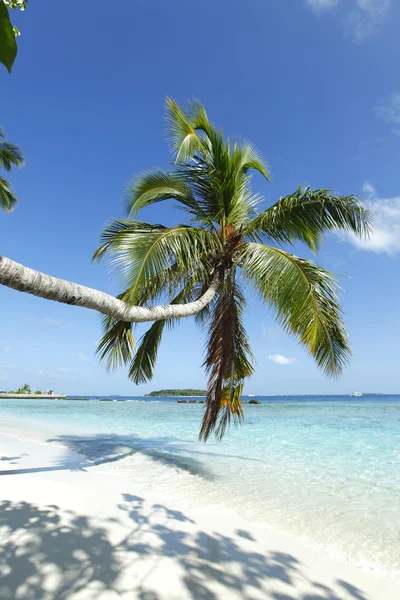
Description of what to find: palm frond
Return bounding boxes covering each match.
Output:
[240,243,351,377]
[0,135,24,172]
[93,219,219,304]
[128,320,166,384]
[165,98,207,163]
[199,274,254,441]
[125,169,199,218]
[92,220,167,263]
[0,175,18,212]
[96,316,135,372]
[165,99,270,228]
[232,142,270,182]
[179,161,225,224]
[245,187,372,252]
[120,262,188,307]
[128,280,198,384]
[214,380,245,441]
[226,177,263,228]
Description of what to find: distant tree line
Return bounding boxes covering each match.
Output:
[145,389,207,397]
[0,383,43,394]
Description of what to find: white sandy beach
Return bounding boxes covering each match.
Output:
[0,431,399,600]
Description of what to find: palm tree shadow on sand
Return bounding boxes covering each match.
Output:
[0,493,369,600]
[43,432,261,481]
[0,432,250,479]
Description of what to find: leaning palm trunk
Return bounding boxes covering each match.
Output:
[0,256,219,322]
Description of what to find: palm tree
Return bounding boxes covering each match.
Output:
[93,98,371,441]
[0,127,24,212]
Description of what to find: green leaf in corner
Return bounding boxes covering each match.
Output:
[0,0,17,73]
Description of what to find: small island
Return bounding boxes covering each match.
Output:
[145,389,207,397]
[0,383,66,399]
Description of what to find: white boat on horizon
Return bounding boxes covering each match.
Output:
[350,392,363,397]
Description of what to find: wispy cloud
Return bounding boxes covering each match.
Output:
[0,376,7,381]
[346,0,391,41]
[260,324,281,341]
[77,353,87,361]
[306,0,338,12]
[305,0,391,40]
[375,92,400,135]
[49,371,70,378]
[268,354,297,366]
[339,182,400,255]
[362,181,376,197]
[0,364,16,370]
[1,346,12,353]
[33,368,72,379]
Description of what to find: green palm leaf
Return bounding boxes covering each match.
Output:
[165,97,207,163]
[128,280,198,384]
[231,142,270,182]
[0,137,24,172]
[125,169,200,218]
[214,380,245,441]
[240,243,351,377]
[0,128,24,212]
[199,275,254,441]
[0,174,18,212]
[96,316,135,372]
[245,186,372,251]
[128,320,166,384]
[93,219,220,304]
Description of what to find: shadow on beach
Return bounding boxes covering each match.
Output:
[0,432,262,480]
[0,494,369,600]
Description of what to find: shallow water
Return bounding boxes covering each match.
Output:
[1,395,400,580]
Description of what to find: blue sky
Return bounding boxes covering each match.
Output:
[1,0,400,395]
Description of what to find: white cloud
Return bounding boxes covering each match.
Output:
[2,346,12,353]
[33,368,71,379]
[305,0,391,40]
[268,354,298,366]
[306,0,338,12]
[0,364,16,370]
[375,92,400,135]
[0,376,7,381]
[346,0,391,41]
[362,181,376,197]
[77,353,87,361]
[340,182,400,255]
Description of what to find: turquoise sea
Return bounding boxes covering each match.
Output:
[1,394,400,580]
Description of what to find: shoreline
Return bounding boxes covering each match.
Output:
[1,428,399,598]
